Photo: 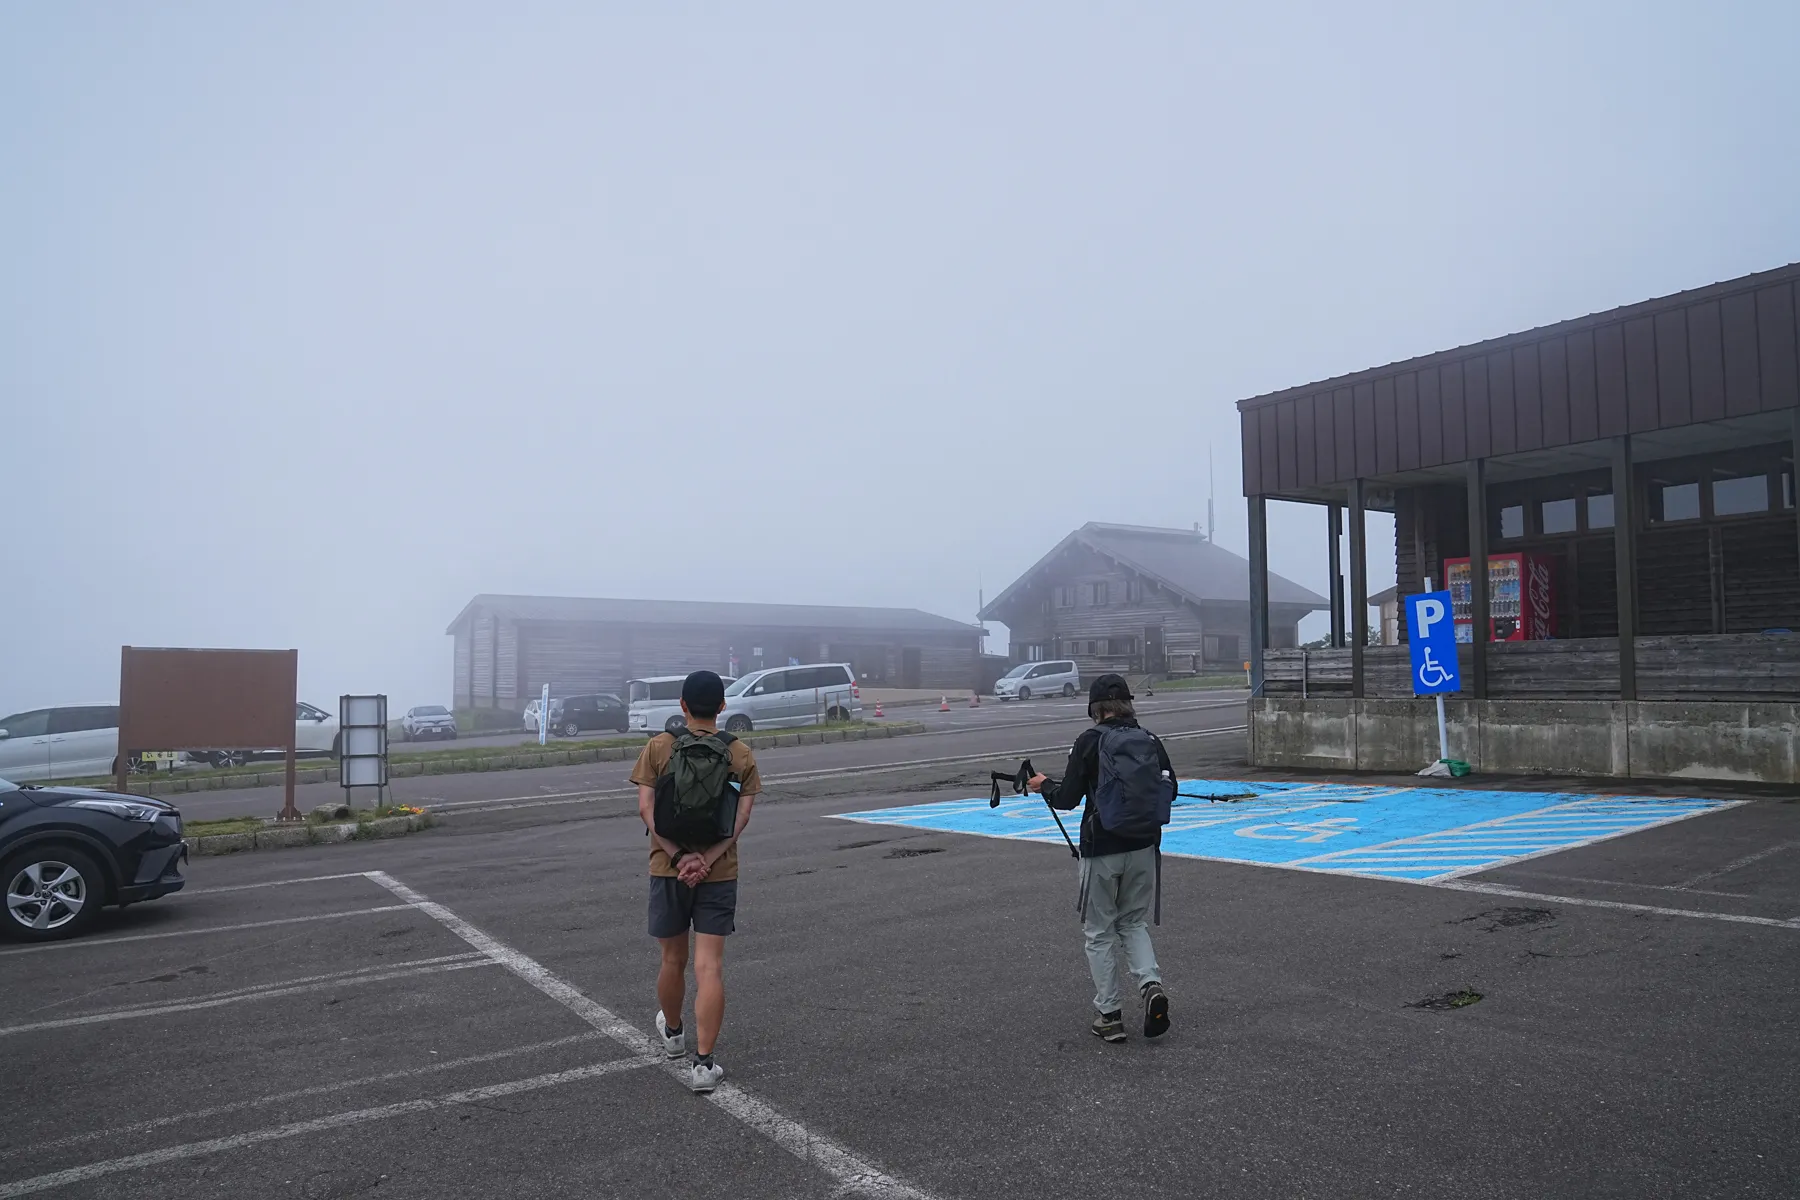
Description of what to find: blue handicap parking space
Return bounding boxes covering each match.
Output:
[836,781,1740,883]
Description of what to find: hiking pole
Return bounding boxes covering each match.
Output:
[989,758,1078,859]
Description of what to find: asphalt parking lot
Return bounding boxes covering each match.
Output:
[5,756,1797,1198]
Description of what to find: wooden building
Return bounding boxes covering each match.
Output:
[980,523,1327,678]
[1237,262,1800,782]
[449,595,984,711]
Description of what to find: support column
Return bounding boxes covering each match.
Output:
[1327,504,1345,649]
[1349,480,1368,698]
[1248,495,1270,695]
[1467,459,1490,700]
[1612,435,1638,701]
[1792,411,1800,605]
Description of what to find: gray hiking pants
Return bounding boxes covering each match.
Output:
[1077,847,1162,1013]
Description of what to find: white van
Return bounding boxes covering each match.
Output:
[0,705,129,782]
[719,663,861,733]
[628,675,738,735]
[993,660,1081,701]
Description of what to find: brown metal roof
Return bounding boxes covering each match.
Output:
[1237,262,1800,497]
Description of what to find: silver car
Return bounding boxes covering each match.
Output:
[719,663,861,733]
[993,660,1080,701]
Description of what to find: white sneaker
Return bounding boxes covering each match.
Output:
[654,1011,685,1060]
[687,1060,725,1094]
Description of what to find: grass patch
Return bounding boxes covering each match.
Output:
[182,816,265,838]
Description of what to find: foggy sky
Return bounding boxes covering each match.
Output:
[5,2,1798,714]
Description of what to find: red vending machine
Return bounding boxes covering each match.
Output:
[1445,553,1556,642]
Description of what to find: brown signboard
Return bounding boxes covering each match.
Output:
[117,647,302,819]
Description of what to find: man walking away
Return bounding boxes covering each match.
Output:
[632,670,761,1092]
[1029,673,1173,1043]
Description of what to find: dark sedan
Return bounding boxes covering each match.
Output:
[1,777,187,942]
[548,693,630,737]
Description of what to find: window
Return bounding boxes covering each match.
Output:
[1712,471,1771,516]
[1540,498,1578,535]
[1650,480,1701,523]
[0,710,51,737]
[1090,582,1110,607]
[1023,644,1046,662]
[750,671,789,695]
[1125,580,1143,603]
[1106,637,1138,656]
[49,706,119,734]
[1054,587,1077,609]
[1586,492,1615,529]
[1497,505,1525,539]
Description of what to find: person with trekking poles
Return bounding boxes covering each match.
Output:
[1027,673,1174,1043]
[632,670,761,1093]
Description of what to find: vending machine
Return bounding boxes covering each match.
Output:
[1445,553,1556,642]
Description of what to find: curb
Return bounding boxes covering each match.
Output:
[184,813,435,856]
[133,723,928,796]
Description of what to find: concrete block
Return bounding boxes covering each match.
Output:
[821,730,845,744]
[314,822,356,843]
[1628,701,1800,783]
[798,731,823,745]
[192,832,255,855]
[255,825,313,850]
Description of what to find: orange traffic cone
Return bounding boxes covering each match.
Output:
[939,696,950,712]
[873,701,884,718]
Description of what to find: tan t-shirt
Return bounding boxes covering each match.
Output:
[631,728,762,882]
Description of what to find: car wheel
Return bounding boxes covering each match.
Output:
[724,715,752,734]
[447,730,457,740]
[562,722,581,738]
[2,847,106,943]
[331,733,343,758]
[1019,687,1032,702]
[216,750,247,769]
[826,705,848,722]
[664,716,688,735]
[1062,683,1076,697]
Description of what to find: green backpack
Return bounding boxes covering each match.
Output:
[652,730,740,849]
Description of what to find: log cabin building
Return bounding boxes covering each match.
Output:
[980,523,1327,678]
[449,595,984,711]
[1238,262,1800,783]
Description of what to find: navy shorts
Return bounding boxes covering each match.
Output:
[648,877,738,938]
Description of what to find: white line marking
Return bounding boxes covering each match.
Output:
[0,1058,656,1197]
[1430,879,1800,930]
[0,906,416,958]
[187,872,374,894]
[0,956,492,1037]
[364,870,942,1199]
[1675,840,1799,889]
[2,1031,608,1162]
[1495,868,1751,899]
[1431,801,1746,881]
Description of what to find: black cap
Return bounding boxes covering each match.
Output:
[682,670,726,714]
[1089,673,1132,705]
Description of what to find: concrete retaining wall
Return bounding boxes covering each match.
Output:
[1249,697,1800,784]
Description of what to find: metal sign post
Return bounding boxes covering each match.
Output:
[339,695,390,806]
[1407,577,1464,776]
[538,683,550,746]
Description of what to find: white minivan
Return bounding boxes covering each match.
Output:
[0,705,125,782]
[719,663,861,733]
[627,675,739,735]
[993,660,1081,701]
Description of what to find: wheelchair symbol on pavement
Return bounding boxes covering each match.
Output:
[1417,648,1453,690]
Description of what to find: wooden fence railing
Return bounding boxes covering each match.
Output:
[1264,633,1800,702]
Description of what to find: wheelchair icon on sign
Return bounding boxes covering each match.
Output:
[1417,647,1454,690]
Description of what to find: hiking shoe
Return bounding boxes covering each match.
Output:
[654,1011,685,1060]
[1091,1010,1126,1043]
[1142,982,1170,1039]
[687,1060,726,1094]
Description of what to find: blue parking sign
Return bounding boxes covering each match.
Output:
[1406,590,1461,695]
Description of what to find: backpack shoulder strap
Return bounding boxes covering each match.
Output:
[713,731,737,747]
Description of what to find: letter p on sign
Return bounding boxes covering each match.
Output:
[1416,597,1446,638]
[1406,589,1462,696]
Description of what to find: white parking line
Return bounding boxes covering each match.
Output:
[364,870,943,1200]
[2,1030,608,1161]
[1675,840,1799,889]
[0,955,493,1037]
[1431,879,1800,929]
[0,1058,657,1198]
[187,872,374,894]
[0,906,416,958]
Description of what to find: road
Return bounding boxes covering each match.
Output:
[4,756,1795,1197]
[172,694,1250,823]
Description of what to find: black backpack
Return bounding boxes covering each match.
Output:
[652,730,740,849]
[1091,724,1172,839]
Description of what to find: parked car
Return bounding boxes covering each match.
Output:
[628,675,739,735]
[294,701,342,756]
[401,706,458,741]
[993,660,1081,701]
[714,663,861,734]
[0,704,174,782]
[547,694,629,737]
[0,775,186,942]
[522,698,544,733]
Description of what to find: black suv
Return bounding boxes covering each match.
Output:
[548,694,629,737]
[1,777,187,942]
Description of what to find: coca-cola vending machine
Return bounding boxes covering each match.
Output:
[1445,553,1556,642]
